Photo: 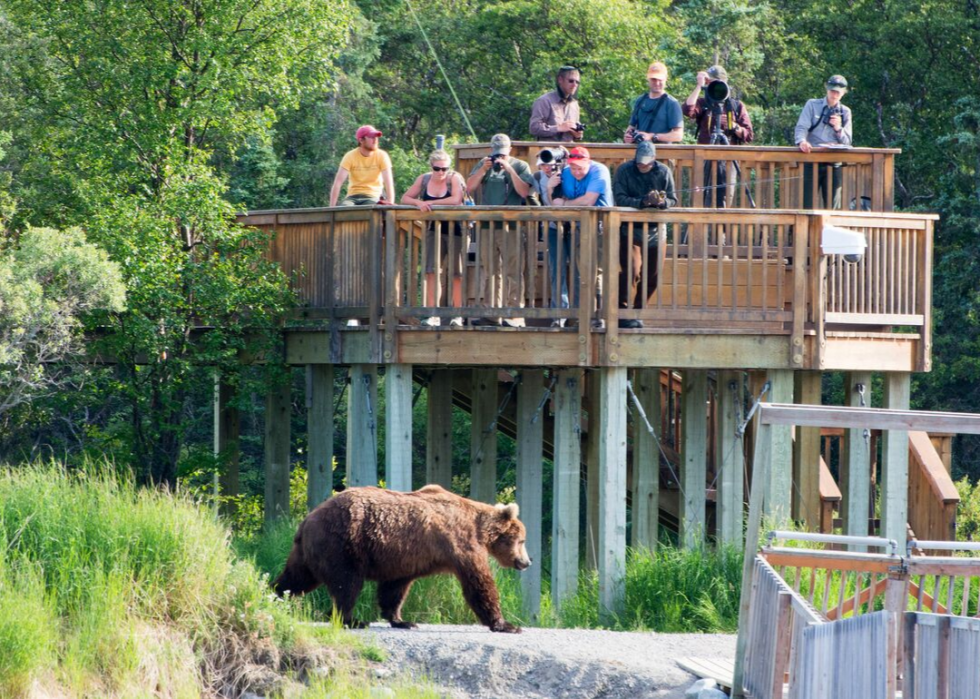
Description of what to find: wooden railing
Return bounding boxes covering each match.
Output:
[454,143,900,211]
[908,431,959,550]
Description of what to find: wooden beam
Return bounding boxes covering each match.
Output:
[881,372,911,550]
[598,367,628,623]
[385,364,413,492]
[793,371,823,527]
[631,368,661,550]
[585,371,600,570]
[264,376,292,523]
[306,364,333,509]
[425,369,453,488]
[347,365,379,487]
[765,370,794,525]
[469,369,498,504]
[517,370,545,621]
[842,372,873,549]
[552,369,582,611]
[758,403,980,434]
[717,370,744,545]
[214,374,240,517]
[681,370,708,548]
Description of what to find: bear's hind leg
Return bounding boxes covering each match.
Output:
[326,572,366,629]
[377,577,417,629]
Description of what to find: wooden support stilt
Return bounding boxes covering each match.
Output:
[681,370,708,548]
[426,369,454,488]
[717,370,743,546]
[214,374,240,516]
[882,372,911,550]
[470,368,499,504]
[585,371,601,570]
[598,366,628,623]
[632,368,661,550]
[552,369,582,610]
[843,371,873,548]
[264,375,292,523]
[347,365,379,487]
[517,369,544,620]
[793,371,823,528]
[765,369,794,525]
[306,364,334,509]
[385,364,413,492]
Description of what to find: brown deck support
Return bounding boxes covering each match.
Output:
[214,374,240,516]
[793,371,823,527]
[717,370,743,545]
[632,368,661,550]
[385,363,413,492]
[598,366,628,623]
[517,369,545,620]
[681,370,708,548]
[882,372,911,550]
[552,369,583,610]
[306,364,334,508]
[264,376,292,522]
[469,368,499,503]
[843,371,873,550]
[347,365,379,487]
[426,369,454,488]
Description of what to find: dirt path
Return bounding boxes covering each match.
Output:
[365,623,735,698]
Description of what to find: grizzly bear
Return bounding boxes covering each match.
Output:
[273,485,530,633]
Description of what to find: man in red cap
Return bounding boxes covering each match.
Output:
[329,125,396,206]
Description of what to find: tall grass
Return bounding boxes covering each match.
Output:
[244,518,743,633]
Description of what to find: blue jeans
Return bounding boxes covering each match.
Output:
[547,223,579,309]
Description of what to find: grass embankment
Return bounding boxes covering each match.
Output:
[0,464,437,699]
[245,518,744,633]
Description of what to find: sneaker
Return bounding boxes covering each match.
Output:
[449,317,464,327]
[550,319,566,328]
[346,319,360,327]
[618,319,643,329]
[501,318,526,328]
[423,316,441,327]
[471,318,502,327]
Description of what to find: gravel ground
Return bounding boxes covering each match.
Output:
[363,623,736,699]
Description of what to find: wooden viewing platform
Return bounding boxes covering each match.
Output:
[228,144,953,623]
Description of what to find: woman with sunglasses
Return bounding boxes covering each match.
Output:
[401,150,468,327]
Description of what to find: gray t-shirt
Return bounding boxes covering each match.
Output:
[794,98,853,147]
[468,157,535,205]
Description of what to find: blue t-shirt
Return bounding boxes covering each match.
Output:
[629,93,683,135]
[560,162,613,207]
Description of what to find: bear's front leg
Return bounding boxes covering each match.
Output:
[455,558,522,633]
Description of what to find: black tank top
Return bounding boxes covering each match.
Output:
[420,175,454,202]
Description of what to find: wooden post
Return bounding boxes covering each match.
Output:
[765,369,794,525]
[426,369,454,488]
[264,376,292,523]
[717,370,743,546]
[347,365,379,487]
[632,368,661,550]
[843,371,873,548]
[552,369,582,611]
[793,371,823,528]
[214,374,240,516]
[517,369,545,621]
[585,371,601,570]
[681,370,708,548]
[306,365,334,509]
[470,368,499,504]
[385,364,413,492]
[882,372,911,550]
[732,421,773,699]
[598,366,628,623]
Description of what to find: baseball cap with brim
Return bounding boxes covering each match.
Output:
[568,146,590,161]
[826,75,848,91]
[490,134,512,155]
[356,125,383,139]
[635,141,657,165]
[647,61,668,80]
[706,65,728,81]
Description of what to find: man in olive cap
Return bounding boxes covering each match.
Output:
[795,75,853,208]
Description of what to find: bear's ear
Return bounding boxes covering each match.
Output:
[495,502,520,520]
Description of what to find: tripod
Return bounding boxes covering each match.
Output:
[705,102,756,209]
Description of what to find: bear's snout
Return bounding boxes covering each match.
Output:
[514,544,532,570]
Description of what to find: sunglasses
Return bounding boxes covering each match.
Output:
[565,79,581,85]
[431,165,449,172]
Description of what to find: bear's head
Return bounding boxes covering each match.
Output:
[485,503,531,571]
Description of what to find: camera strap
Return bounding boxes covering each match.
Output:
[631,94,667,130]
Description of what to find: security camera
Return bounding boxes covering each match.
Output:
[821,224,866,263]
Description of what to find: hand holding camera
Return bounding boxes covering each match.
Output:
[643,190,667,208]
[487,153,506,172]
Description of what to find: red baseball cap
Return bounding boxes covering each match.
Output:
[568,146,591,161]
[355,125,383,139]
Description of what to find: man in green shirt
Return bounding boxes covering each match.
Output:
[466,134,535,327]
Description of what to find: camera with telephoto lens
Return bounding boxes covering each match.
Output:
[703,79,731,109]
[538,146,568,172]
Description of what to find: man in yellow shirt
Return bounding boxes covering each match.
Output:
[329,125,396,206]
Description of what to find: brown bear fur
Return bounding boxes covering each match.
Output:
[273,485,530,633]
